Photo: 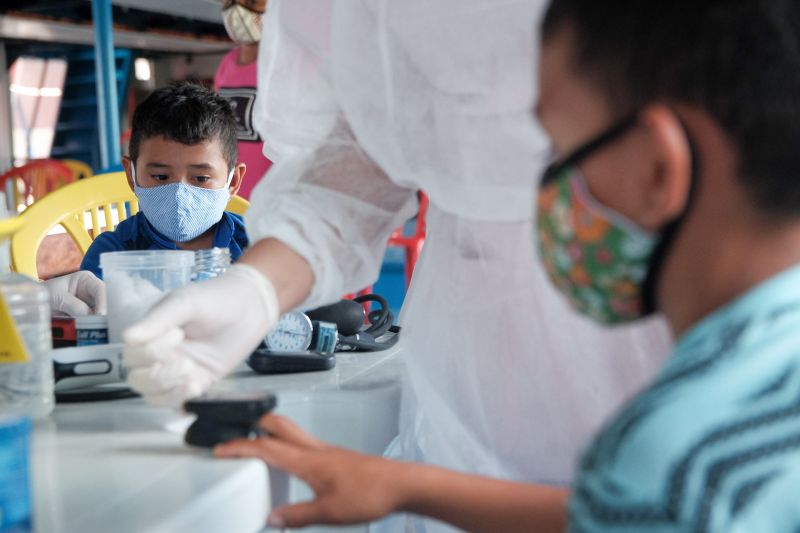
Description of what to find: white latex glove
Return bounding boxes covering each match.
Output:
[44,271,107,316]
[122,264,280,408]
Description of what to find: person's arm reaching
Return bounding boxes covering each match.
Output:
[216,414,569,532]
[249,0,418,308]
[122,262,281,407]
[244,119,418,310]
[404,469,568,533]
[237,237,313,312]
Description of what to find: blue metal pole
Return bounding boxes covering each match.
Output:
[92,0,121,170]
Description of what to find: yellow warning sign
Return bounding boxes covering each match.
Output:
[0,293,28,363]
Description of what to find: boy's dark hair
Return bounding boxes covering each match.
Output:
[129,83,238,169]
[543,1,800,215]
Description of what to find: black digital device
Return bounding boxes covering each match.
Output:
[247,349,336,375]
[183,391,277,448]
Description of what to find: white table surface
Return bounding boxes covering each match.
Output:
[32,349,404,533]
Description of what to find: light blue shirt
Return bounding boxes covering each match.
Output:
[569,265,800,532]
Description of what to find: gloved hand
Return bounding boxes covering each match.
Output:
[44,271,107,316]
[122,264,280,408]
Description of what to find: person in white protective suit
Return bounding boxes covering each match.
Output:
[122,0,671,530]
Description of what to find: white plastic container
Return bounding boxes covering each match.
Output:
[101,251,195,343]
[0,201,54,419]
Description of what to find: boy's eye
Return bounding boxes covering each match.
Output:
[194,176,212,184]
[151,174,170,182]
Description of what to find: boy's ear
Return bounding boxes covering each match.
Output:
[229,163,246,196]
[122,157,136,192]
[636,105,693,229]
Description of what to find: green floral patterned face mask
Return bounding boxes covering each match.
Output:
[536,114,696,324]
[536,168,657,324]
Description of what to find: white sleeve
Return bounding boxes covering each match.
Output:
[246,0,417,309]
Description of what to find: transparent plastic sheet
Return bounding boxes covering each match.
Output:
[246,1,673,531]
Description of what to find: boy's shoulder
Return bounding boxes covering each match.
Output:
[112,211,145,234]
[221,211,249,254]
[87,212,157,252]
[222,211,247,234]
[225,210,245,223]
[570,277,800,532]
[98,212,149,245]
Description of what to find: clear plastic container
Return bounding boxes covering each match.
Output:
[0,273,54,419]
[192,248,231,281]
[0,195,54,419]
[101,250,195,343]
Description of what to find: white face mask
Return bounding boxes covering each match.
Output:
[222,3,263,45]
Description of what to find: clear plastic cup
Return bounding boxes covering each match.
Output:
[101,251,195,343]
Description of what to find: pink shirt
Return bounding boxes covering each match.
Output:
[214,48,272,200]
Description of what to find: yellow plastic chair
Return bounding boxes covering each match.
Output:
[10,171,249,279]
[0,215,23,238]
[226,194,249,216]
[0,218,22,271]
[61,159,94,181]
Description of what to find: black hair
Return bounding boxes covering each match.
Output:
[543,0,800,215]
[128,82,238,170]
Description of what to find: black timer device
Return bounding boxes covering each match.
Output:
[183,392,277,448]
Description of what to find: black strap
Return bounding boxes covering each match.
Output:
[542,114,639,185]
[641,125,700,314]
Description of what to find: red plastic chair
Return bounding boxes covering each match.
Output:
[387,191,428,288]
[0,159,75,212]
[339,191,427,320]
[343,191,428,316]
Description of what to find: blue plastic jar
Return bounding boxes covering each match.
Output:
[0,416,31,533]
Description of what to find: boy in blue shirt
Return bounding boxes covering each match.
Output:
[81,83,249,278]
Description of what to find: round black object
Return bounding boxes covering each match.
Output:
[306,299,365,336]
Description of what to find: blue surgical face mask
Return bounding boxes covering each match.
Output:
[132,165,234,243]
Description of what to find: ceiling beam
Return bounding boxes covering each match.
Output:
[0,15,232,54]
